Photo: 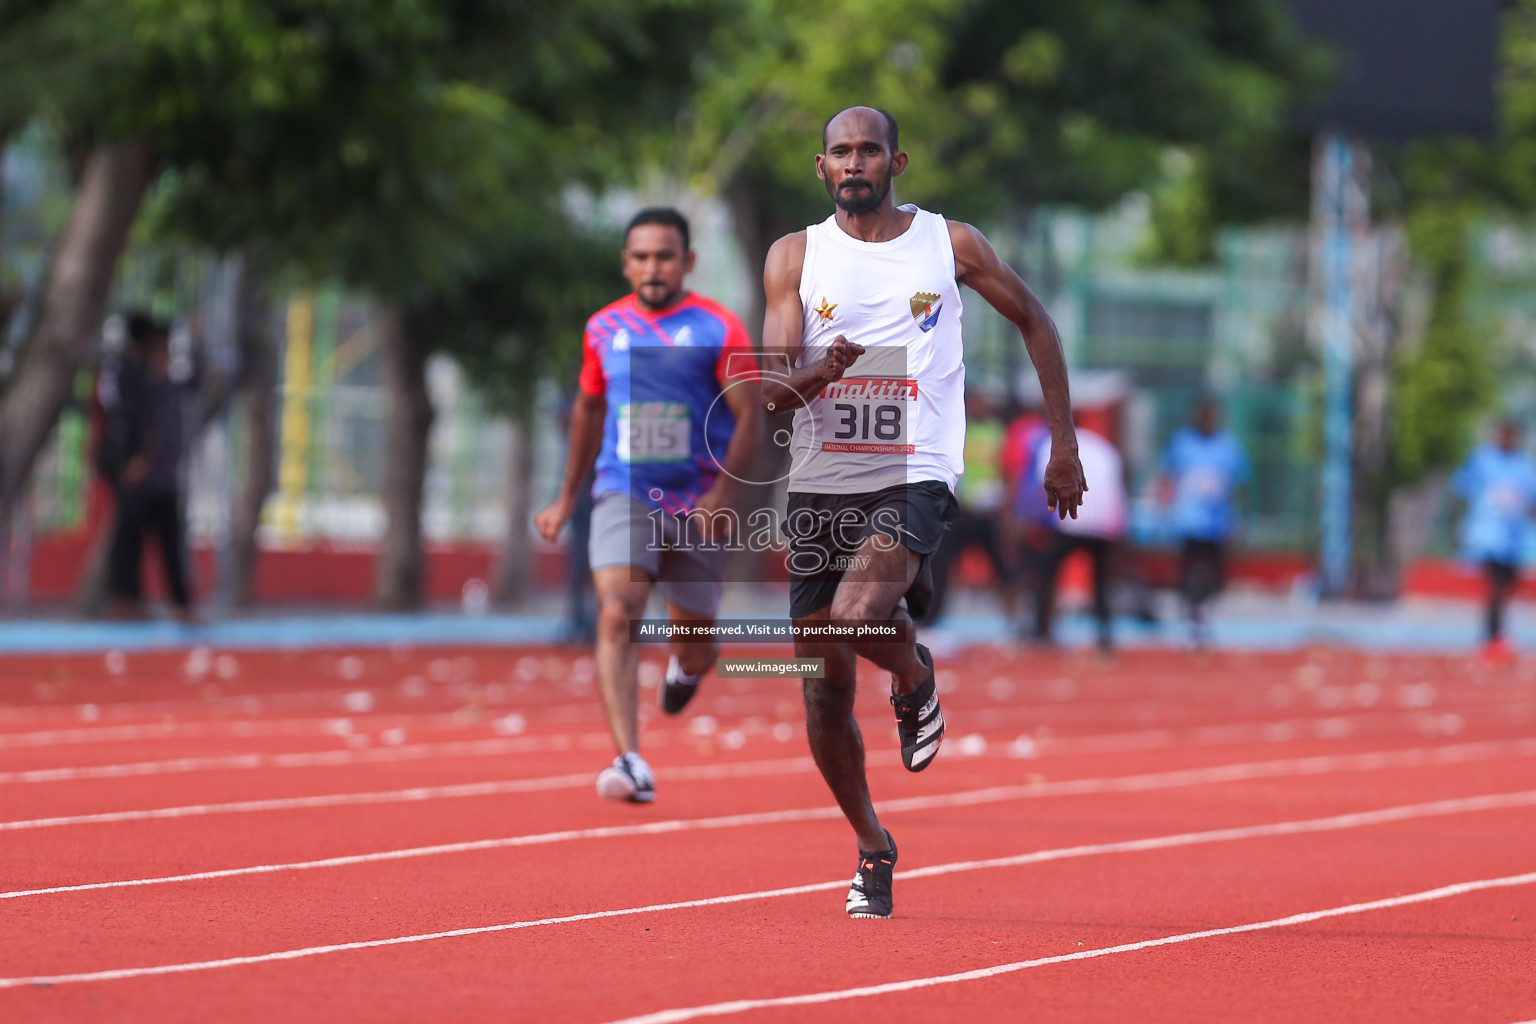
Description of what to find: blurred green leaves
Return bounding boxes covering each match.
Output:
[673,0,1320,286]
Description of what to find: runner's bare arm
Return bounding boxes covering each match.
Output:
[950,220,1087,519]
[534,390,605,543]
[759,232,864,412]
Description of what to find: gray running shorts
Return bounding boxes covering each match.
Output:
[588,492,729,616]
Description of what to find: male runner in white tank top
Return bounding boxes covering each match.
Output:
[760,106,1087,918]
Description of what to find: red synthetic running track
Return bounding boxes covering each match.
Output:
[1,645,1535,1023]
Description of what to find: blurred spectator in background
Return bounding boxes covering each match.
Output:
[1158,398,1251,647]
[1450,419,1536,665]
[1002,401,1050,638]
[926,391,1014,625]
[96,312,198,623]
[1022,425,1127,653]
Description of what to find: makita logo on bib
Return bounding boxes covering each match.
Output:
[819,377,919,401]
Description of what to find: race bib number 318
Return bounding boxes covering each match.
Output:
[617,402,690,463]
[818,377,918,455]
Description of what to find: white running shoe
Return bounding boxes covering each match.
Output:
[596,752,655,803]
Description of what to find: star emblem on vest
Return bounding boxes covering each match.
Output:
[910,292,942,333]
[813,297,838,324]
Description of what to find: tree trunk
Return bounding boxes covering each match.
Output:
[1389,471,1450,574]
[725,169,814,347]
[373,305,435,610]
[228,256,277,609]
[0,502,12,611]
[0,496,29,613]
[0,128,20,367]
[0,138,155,519]
[1351,223,1408,600]
[70,506,113,616]
[492,415,535,607]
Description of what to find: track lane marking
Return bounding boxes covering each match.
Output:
[0,754,841,833]
[1,791,1534,987]
[1,737,1531,833]
[603,870,1536,1023]
[0,677,1511,752]
[0,735,614,783]
[4,743,1534,901]
[0,717,555,750]
[0,704,1498,783]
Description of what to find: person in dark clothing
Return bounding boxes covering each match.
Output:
[924,392,1013,625]
[1019,425,1127,652]
[97,313,197,622]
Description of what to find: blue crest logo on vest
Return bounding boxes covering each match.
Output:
[910,291,942,333]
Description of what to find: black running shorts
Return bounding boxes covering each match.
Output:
[783,480,960,620]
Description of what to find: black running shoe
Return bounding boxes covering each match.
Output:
[846,829,898,919]
[659,656,702,715]
[891,642,944,772]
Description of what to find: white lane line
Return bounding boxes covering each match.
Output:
[0,704,1490,784]
[1,793,1533,989]
[0,735,609,784]
[0,722,334,750]
[0,754,839,832]
[0,716,499,750]
[4,744,1534,902]
[604,870,1536,1024]
[2,737,1531,833]
[3,733,1523,835]
[0,707,612,751]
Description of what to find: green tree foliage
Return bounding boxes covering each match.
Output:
[938,0,1319,216]
[427,217,624,423]
[0,0,718,607]
[141,0,710,299]
[1385,0,1536,484]
[681,0,1319,287]
[1391,204,1492,484]
[0,0,713,340]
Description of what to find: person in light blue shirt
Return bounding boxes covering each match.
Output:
[1451,419,1536,657]
[1158,399,1251,644]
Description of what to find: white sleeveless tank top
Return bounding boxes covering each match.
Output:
[789,205,966,494]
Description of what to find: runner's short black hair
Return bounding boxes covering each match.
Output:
[625,207,690,252]
[822,107,899,152]
[125,310,169,348]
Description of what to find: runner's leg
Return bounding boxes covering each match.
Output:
[1486,560,1516,643]
[593,566,653,755]
[1033,531,1070,643]
[795,604,884,851]
[1179,538,1200,626]
[1090,537,1113,650]
[830,535,926,695]
[666,600,720,677]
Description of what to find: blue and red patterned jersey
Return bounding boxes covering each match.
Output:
[579,291,757,514]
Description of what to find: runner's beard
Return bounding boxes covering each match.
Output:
[636,281,682,310]
[831,172,891,215]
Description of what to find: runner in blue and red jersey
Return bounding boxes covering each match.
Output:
[536,207,763,803]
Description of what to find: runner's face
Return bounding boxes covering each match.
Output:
[817,114,904,215]
[623,225,694,310]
